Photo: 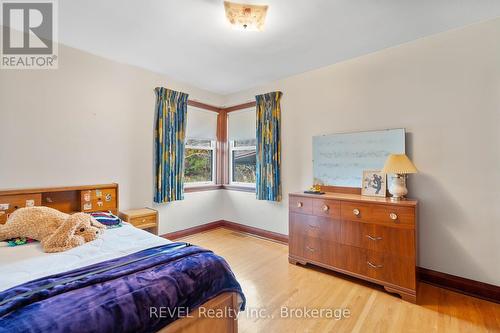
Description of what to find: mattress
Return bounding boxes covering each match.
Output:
[0,223,171,292]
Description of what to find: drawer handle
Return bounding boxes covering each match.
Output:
[353,208,360,216]
[306,246,315,252]
[322,205,329,212]
[389,212,398,221]
[367,261,384,269]
[308,224,319,229]
[296,202,303,208]
[366,235,383,241]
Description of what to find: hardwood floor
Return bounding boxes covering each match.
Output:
[178,228,500,333]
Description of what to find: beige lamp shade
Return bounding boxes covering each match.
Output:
[382,154,418,174]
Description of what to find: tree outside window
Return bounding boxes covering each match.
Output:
[184,139,215,184]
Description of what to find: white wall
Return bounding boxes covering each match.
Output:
[0,41,225,234]
[221,18,500,286]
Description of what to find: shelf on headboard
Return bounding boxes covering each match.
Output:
[0,183,118,196]
[0,183,119,224]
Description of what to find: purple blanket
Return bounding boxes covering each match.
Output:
[0,242,245,333]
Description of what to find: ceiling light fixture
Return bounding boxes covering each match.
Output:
[224,1,268,31]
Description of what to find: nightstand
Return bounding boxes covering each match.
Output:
[119,208,158,235]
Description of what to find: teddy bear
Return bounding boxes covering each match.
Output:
[0,206,105,253]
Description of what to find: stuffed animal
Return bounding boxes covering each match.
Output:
[0,206,105,253]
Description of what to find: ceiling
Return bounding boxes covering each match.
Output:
[59,0,500,95]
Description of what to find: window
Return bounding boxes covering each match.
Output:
[184,139,216,185]
[184,106,218,187]
[227,108,257,187]
[182,103,258,191]
[230,138,256,185]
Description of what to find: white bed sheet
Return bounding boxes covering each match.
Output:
[0,223,171,292]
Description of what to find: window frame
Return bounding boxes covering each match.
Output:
[184,138,217,187]
[229,139,257,187]
[181,99,258,193]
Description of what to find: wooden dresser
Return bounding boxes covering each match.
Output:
[289,192,418,303]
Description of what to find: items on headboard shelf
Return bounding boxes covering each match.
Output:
[0,184,119,224]
[0,194,42,224]
[80,188,117,213]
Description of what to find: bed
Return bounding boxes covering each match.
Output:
[0,184,244,333]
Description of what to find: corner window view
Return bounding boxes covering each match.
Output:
[231,139,256,184]
[184,139,215,183]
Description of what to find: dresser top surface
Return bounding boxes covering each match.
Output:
[289,192,418,207]
[120,208,157,218]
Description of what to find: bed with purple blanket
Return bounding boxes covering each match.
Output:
[0,224,245,333]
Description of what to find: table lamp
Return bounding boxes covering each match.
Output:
[381,154,418,200]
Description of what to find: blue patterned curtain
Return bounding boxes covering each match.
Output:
[154,87,189,203]
[256,91,283,202]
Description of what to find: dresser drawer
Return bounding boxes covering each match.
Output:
[370,205,415,226]
[289,234,340,267]
[340,202,372,222]
[363,224,415,256]
[340,220,365,248]
[338,245,366,275]
[341,220,415,257]
[129,215,157,228]
[301,236,331,264]
[290,213,340,242]
[289,196,313,215]
[312,199,341,219]
[364,251,416,289]
[341,201,415,226]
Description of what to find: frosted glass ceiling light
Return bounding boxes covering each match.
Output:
[224,1,268,31]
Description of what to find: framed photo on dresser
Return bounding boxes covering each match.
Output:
[361,170,386,197]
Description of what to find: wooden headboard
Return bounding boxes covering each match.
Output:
[0,183,119,224]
